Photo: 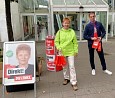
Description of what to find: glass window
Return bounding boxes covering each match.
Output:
[52,0,65,5]
[51,0,107,5]
[64,0,79,5]
[19,0,34,13]
[19,0,49,13]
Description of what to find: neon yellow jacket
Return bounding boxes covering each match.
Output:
[54,28,78,56]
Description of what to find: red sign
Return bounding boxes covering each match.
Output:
[46,37,55,55]
[14,75,32,81]
[46,36,55,71]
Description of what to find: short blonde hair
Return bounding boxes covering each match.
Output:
[16,44,31,55]
[62,17,71,23]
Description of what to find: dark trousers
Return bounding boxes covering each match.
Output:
[88,44,106,70]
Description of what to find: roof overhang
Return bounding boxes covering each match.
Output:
[51,5,109,12]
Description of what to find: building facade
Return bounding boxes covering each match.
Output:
[0,0,114,42]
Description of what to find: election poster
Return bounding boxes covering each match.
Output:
[3,41,36,86]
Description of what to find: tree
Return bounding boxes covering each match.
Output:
[5,0,14,41]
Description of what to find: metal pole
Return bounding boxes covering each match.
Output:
[34,82,37,98]
[112,0,114,36]
[64,0,67,17]
[106,10,109,41]
[111,0,114,37]
[48,0,52,35]
[2,85,5,98]
[33,0,37,41]
[80,13,82,41]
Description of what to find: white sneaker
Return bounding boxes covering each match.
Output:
[92,69,96,75]
[104,70,112,75]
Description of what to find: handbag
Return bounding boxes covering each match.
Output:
[54,54,64,72]
[92,40,101,51]
[54,54,66,67]
[92,40,99,49]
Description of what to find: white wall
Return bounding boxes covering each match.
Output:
[0,0,8,41]
[10,2,21,40]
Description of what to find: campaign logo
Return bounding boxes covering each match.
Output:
[6,50,13,57]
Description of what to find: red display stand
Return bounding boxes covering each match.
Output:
[45,36,62,72]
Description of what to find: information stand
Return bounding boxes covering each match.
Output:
[45,36,62,72]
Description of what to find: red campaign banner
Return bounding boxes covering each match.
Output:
[47,67,55,71]
[14,75,32,81]
[47,61,55,67]
[46,36,61,72]
[47,61,55,71]
[46,37,55,55]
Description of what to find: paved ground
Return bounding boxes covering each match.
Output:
[0,38,115,98]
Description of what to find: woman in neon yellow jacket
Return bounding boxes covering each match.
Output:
[54,17,79,91]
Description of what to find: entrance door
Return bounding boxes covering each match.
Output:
[21,14,48,41]
[35,15,48,41]
[22,15,34,41]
